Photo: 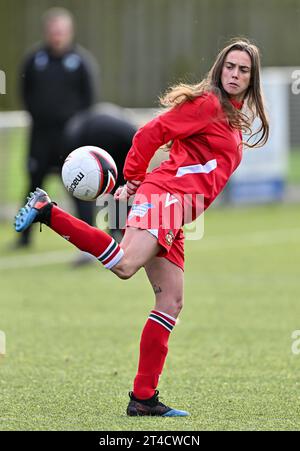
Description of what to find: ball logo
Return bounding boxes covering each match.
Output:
[69,172,85,194]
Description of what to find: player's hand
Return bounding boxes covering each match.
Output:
[114,185,127,201]
[126,180,141,196]
[114,181,141,200]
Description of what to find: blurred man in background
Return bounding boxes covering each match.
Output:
[17,7,98,248]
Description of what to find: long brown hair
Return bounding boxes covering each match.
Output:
[160,38,269,148]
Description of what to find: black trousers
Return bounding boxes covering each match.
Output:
[19,123,95,245]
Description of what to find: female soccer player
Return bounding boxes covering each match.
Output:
[15,38,269,417]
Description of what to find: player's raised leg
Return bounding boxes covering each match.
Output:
[14,188,160,275]
[111,226,160,279]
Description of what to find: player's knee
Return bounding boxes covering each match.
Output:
[169,293,184,317]
[112,258,137,280]
[174,297,184,316]
[117,269,134,280]
[159,295,183,318]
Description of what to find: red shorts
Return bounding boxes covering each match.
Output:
[126,183,185,270]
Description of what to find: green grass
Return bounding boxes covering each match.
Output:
[1,203,300,431]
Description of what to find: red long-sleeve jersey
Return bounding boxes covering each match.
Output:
[124,91,243,211]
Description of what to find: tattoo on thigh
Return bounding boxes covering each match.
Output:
[153,284,162,294]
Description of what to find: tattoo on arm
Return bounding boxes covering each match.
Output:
[153,284,162,294]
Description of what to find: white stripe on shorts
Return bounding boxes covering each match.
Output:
[147,229,158,239]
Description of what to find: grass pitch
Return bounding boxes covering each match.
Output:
[0,203,300,431]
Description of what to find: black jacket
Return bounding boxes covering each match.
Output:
[20,44,98,126]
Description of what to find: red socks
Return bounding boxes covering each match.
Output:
[133,310,176,400]
[49,205,124,269]
[47,206,176,398]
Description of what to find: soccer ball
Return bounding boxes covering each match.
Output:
[61,146,118,201]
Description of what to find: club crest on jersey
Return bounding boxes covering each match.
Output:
[34,51,49,71]
[63,54,81,71]
[128,202,154,219]
[165,230,175,246]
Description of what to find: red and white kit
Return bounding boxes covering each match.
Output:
[124,92,243,270]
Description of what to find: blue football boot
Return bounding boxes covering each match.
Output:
[14,188,53,232]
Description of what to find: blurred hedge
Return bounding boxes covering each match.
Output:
[1,0,300,109]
